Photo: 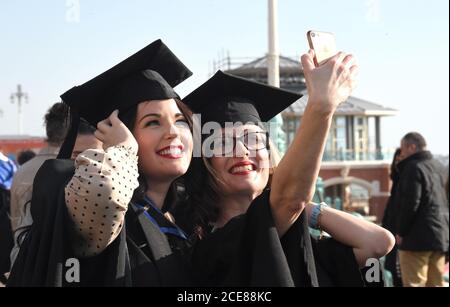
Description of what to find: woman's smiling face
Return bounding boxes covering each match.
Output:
[133,99,193,182]
[209,124,270,198]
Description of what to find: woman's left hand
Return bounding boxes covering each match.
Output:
[301,49,359,116]
[95,110,139,153]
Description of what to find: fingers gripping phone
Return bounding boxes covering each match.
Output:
[307,30,337,67]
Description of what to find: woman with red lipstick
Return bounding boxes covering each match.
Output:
[8,40,196,286]
[181,51,394,287]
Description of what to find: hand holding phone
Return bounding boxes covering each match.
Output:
[307,30,337,67]
[302,30,358,113]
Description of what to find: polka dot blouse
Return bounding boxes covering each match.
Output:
[65,145,139,257]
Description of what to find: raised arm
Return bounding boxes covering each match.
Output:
[65,110,139,257]
[270,50,358,236]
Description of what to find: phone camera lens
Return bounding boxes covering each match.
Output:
[311,32,315,37]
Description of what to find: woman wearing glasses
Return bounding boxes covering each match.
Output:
[179,50,394,287]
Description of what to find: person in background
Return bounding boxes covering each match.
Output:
[396,132,449,287]
[381,148,403,287]
[10,102,69,235]
[16,150,36,166]
[0,151,17,191]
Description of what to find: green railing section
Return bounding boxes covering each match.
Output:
[323,149,395,162]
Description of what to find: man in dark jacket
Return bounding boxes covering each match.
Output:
[396,132,449,287]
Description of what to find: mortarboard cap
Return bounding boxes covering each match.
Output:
[183,70,301,126]
[58,39,192,158]
[61,39,192,126]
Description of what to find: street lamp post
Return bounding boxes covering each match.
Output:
[267,0,286,153]
[10,84,28,135]
[268,0,280,87]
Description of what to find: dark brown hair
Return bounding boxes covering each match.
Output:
[390,148,401,181]
[44,102,70,145]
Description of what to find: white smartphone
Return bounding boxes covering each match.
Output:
[307,30,337,67]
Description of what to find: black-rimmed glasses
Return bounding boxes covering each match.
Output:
[208,131,269,156]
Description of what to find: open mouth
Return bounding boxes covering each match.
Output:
[157,145,184,159]
[229,161,257,175]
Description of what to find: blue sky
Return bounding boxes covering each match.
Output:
[0,0,448,154]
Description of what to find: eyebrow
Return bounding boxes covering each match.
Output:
[139,113,185,124]
[138,113,160,125]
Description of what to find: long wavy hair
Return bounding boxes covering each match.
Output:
[390,148,401,181]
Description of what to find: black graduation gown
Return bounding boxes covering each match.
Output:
[7,159,192,286]
[311,237,366,287]
[191,189,318,287]
[190,190,370,287]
